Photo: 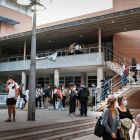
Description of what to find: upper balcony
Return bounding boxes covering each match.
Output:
[0,47,104,72]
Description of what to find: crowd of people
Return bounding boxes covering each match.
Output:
[4,75,95,122]
[69,42,93,55]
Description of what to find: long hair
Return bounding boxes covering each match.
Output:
[19,85,23,93]
[105,96,118,117]
[117,95,126,106]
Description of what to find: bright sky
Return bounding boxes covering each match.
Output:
[36,0,113,26]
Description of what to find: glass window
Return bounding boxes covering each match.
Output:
[59,77,64,80]
[6,0,12,8]
[65,77,73,87]
[38,78,44,80]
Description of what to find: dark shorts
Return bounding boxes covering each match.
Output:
[6,98,16,105]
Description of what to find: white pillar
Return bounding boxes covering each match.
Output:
[24,42,26,60]
[54,69,59,87]
[22,71,26,88]
[97,66,104,87]
[98,28,101,52]
[81,73,86,85]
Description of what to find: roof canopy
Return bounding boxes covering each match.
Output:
[0,7,140,53]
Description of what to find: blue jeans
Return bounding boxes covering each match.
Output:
[24,97,27,107]
[121,74,129,87]
[58,99,62,109]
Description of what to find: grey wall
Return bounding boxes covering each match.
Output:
[0,52,104,72]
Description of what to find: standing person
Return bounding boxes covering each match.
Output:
[24,88,29,111]
[75,42,81,54]
[102,96,120,140]
[100,79,105,101]
[21,83,27,108]
[44,85,51,110]
[78,82,89,117]
[132,58,137,82]
[62,86,67,111]
[17,85,26,110]
[5,75,19,122]
[104,76,109,98]
[67,84,72,116]
[69,83,77,117]
[57,86,63,111]
[52,85,57,109]
[116,96,138,140]
[91,82,96,109]
[36,85,42,109]
[132,114,140,140]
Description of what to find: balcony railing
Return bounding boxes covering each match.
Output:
[0,47,99,63]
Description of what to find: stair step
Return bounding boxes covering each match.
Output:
[1,122,96,140]
[38,128,94,140]
[0,118,95,138]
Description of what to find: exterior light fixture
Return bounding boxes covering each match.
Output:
[16,0,52,121]
[112,21,114,23]
[80,35,83,37]
[49,41,51,42]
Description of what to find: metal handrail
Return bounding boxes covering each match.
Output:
[0,46,99,62]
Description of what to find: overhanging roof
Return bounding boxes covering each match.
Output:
[0,7,140,52]
[0,16,20,25]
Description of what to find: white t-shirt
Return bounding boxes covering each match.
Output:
[75,45,81,50]
[8,82,19,98]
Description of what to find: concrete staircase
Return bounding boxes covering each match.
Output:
[95,61,140,111]
[96,84,140,111]
[0,118,96,140]
[106,61,135,82]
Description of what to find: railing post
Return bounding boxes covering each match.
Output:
[111,79,113,95]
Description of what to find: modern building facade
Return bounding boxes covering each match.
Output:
[0,0,140,109]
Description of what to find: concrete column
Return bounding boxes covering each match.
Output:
[49,74,54,90]
[54,69,59,87]
[21,71,26,88]
[23,42,26,60]
[98,28,102,52]
[81,73,86,85]
[97,66,104,87]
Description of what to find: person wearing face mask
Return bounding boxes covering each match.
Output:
[102,96,120,140]
[52,85,57,109]
[91,82,96,109]
[62,86,67,111]
[116,96,139,140]
[5,75,19,122]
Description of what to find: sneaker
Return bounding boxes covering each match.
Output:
[62,108,65,111]
[72,114,76,117]
[44,108,48,111]
[4,119,12,122]
[71,114,73,117]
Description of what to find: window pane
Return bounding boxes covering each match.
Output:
[75,76,81,80]
[65,77,73,80]
[59,77,64,80]
[60,81,64,84]
[38,81,44,84]
[45,81,49,84]
[45,78,49,80]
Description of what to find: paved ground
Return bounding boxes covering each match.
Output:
[0,106,102,131]
[0,106,138,140]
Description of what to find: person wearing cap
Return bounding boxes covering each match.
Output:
[5,75,19,122]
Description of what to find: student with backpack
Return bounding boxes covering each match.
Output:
[69,83,77,117]
[78,82,89,117]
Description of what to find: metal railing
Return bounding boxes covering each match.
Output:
[0,47,99,63]
[96,66,140,109]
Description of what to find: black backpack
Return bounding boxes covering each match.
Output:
[70,90,76,98]
[94,116,105,137]
[81,87,89,98]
